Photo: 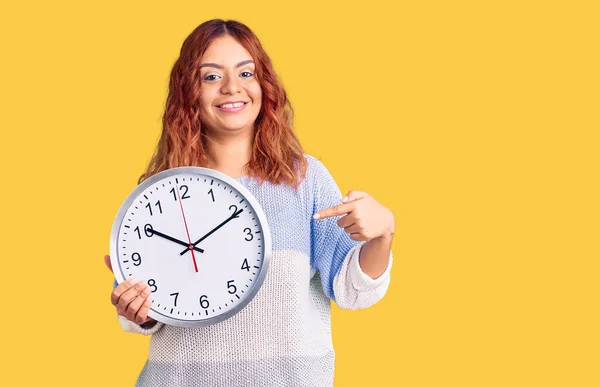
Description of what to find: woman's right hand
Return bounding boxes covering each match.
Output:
[104,254,156,326]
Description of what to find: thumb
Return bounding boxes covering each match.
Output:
[104,254,113,273]
[341,190,369,203]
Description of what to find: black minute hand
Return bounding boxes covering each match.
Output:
[149,227,205,253]
[180,208,244,255]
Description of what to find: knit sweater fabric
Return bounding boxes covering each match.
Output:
[114,154,393,387]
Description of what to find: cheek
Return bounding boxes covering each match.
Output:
[247,80,262,104]
[198,90,214,113]
[251,91,262,121]
[257,88,263,104]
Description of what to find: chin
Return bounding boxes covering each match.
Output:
[222,118,256,130]
[221,123,253,132]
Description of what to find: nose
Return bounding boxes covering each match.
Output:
[221,74,242,95]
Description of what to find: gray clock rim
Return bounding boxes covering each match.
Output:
[109,166,273,328]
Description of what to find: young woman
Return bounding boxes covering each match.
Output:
[104,19,395,387]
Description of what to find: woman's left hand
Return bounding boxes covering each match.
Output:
[313,190,395,241]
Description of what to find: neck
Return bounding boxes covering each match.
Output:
[204,130,253,179]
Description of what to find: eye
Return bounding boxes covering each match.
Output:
[240,71,254,78]
[204,74,221,81]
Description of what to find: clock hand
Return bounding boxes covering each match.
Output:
[176,185,199,273]
[146,226,204,253]
[180,208,244,256]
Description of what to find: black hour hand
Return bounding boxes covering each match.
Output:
[146,225,204,253]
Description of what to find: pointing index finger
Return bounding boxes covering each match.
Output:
[313,202,353,220]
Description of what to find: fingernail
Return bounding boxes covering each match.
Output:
[313,213,320,220]
[342,196,348,203]
[127,278,136,285]
[143,286,151,295]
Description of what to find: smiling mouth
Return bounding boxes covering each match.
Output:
[216,102,248,109]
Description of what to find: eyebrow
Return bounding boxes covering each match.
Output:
[199,60,255,69]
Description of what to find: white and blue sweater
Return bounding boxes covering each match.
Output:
[114,154,393,387]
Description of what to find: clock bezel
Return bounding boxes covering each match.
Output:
[109,166,272,328]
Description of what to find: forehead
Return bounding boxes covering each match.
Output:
[201,35,253,64]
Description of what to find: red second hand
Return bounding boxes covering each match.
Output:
[176,184,198,273]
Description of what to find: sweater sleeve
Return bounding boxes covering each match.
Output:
[112,279,164,335]
[332,243,393,309]
[309,157,391,307]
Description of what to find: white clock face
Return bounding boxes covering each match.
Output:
[110,167,271,327]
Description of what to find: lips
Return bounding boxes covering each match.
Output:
[214,101,249,114]
[216,101,248,108]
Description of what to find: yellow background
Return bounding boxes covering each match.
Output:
[1,0,598,386]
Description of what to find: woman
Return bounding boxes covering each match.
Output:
[104,19,395,387]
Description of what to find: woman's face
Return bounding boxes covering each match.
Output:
[198,35,262,136]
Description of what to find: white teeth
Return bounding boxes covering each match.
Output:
[220,102,245,109]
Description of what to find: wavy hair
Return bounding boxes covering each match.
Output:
[138,19,307,189]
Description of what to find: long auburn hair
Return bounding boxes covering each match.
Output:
[138,19,308,189]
